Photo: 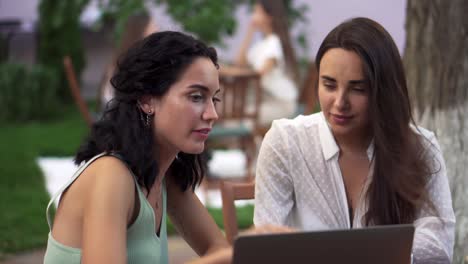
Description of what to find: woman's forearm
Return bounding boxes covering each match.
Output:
[186,247,233,264]
[235,25,255,66]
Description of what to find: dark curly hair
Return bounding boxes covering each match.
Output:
[75,31,219,193]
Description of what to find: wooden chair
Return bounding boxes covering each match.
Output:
[63,55,94,128]
[203,72,262,189]
[220,180,255,244]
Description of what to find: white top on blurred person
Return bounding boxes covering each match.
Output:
[221,0,299,126]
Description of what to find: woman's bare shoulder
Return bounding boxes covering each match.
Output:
[85,156,136,195]
[52,155,137,242]
[64,155,136,210]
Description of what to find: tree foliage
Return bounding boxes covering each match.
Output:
[36,0,309,102]
[37,0,88,100]
[98,0,309,48]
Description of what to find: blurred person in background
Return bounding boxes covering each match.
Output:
[221,0,300,127]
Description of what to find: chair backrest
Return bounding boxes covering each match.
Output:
[220,181,255,244]
[63,55,93,128]
[203,73,261,192]
[218,73,262,131]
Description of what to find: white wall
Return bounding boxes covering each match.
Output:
[301,0,407,57]
[0,0,39,23]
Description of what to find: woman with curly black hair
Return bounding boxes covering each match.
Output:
[44,31,234,264]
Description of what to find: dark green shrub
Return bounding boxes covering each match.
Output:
[0,63,60,123]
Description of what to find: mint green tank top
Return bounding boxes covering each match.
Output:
[43,153,169,264]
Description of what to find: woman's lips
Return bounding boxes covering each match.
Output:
[331,113,353,125]
[192,128,211,139]
[193,128,211,134]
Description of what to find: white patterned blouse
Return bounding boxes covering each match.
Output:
[254,112,455,263]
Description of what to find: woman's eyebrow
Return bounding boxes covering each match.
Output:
[320,75,336,82]
[348,79,366,85]
[187,84,220,94]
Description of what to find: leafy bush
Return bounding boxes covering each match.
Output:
[160,0,237,45]
[98,0,309,47]
[0,63,61,123]
[0,36,7,63]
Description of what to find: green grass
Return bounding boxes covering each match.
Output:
[0,106,88,258]
[0,105,253,258]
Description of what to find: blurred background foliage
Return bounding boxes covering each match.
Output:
[0,0,309,123]
[0,63,60,123]
[37,0,88,100]
[99,0,309,48]
[1,0,306,255]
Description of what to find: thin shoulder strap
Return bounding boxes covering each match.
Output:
[106,152,142,189]
[46,153,108,230]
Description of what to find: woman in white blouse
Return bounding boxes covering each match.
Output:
[221,0,299,126]
[254,17,455,263]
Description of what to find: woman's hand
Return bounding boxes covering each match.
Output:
[185,225,295,264]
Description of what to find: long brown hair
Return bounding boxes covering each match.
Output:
[315,17,435,225]
[258,0,299,84]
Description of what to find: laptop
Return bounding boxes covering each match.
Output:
[232,224,414,264]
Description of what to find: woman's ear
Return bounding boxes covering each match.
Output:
[138,95,155,114]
